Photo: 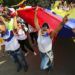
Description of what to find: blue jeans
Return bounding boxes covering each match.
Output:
[40,51,54,70]
[7,48,28,69]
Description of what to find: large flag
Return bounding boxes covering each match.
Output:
[45,9,75,38]
[17,7,62,30]
[45,9,75,29]
[17,7,75,38]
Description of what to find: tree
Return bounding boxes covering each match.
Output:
[0,0,3,4]
[26,0,40,6]
[3,0,22,6]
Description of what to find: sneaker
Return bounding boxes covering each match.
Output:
[24,65,28,72]
[33,52,37,56]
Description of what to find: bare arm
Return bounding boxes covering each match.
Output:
[13,16,19,29]
[0,16,7,26]
[34,7,40,30]
[50,14,69,38]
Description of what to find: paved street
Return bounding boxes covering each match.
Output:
[0,38,75,75]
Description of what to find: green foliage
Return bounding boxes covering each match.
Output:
[3,0,22,6]
[27,0,40,6]
[2,0,58,8]
[0,0,3,4]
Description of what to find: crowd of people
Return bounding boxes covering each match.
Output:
[0,4,38,72]
[0,0,75,73]
[53,0,75,11]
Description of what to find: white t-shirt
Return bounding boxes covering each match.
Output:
[37,30,52,53]
[17,28,27,40]
[1,30,20,51]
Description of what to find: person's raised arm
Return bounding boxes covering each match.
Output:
[50,14,69,38]
[0,16,7,26]
[34,7,40,30]
[13,16,19,29]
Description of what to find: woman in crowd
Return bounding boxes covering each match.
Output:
[13,16,37,56]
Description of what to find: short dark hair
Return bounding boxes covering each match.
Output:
[42,23,49,29]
